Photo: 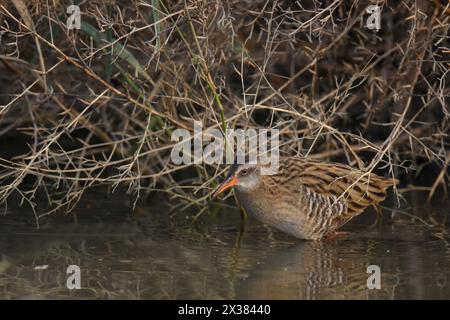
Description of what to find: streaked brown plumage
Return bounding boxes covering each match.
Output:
[212,157,397,240]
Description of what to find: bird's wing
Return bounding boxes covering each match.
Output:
[295,160,395,226]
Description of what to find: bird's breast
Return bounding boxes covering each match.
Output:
[234,187,312,239]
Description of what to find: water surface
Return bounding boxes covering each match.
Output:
[0,191,449,299]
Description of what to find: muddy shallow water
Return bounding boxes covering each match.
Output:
[0,191,449,299]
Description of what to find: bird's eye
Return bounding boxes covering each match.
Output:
[240,168,249,176]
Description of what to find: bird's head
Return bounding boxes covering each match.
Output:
[212,163,262,198]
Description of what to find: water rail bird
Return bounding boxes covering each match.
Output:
[212,157,397,240]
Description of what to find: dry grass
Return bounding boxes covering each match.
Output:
[0,0,449,220]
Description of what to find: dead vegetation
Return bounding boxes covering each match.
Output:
[0,0,449,219]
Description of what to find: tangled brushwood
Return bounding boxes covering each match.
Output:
[0,0,449,218]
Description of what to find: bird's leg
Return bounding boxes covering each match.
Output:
[234,193,248,221]
[239,206,248,221]
[238,212,246,237]
[323,231,351,242]
[368,204,383,230]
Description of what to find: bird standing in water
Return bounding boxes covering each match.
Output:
[212,157,397,240]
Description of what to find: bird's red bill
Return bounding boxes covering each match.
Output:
[212,176,237,198]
